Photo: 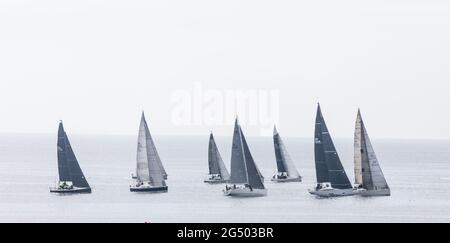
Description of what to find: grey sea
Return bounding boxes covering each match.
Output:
[0,134,449,223]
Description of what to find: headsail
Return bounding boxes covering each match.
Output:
[314,105,352,189]
[354,110,389,191]
[273,126,301,179]
[147,118,167,180]
[136,113,166,187]
[57,122,90,189]
[208,133,231,180]
[241,128,265,189]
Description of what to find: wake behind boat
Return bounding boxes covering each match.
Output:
[224,118,267,197]
[204,132,231,184]
[130,112,168,193]
[50,121,91,194]
[271,126,302,182]
[354,110,391,197]
[309,104,354,198]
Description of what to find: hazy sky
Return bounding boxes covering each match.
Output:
[1,0,449,139]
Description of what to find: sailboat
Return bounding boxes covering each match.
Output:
[223,118,267,197]
[271,126,302,182]
[204,132,231,183]
[130,112,168,192]
[308,104,354,197]
[354,110,391,196]
[50,121,91,194]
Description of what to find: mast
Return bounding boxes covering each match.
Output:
[315,104,352,189]
[57,122,90,188]
[273,126,301,178]
[208,133,230,180]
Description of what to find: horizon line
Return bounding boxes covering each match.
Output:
[0,131,449,142]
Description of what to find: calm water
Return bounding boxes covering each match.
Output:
[0,133,449,223]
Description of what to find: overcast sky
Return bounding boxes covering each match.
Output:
[0,0,449,139]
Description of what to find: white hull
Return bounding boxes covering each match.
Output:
[223,187,267,197]
[271,177,302,183]
[308,188,355,198]
[50,187,91,194]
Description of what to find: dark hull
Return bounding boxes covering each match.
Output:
[50,187,92,194]
[130,186,168,192]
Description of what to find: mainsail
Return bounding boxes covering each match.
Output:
[230,119,248,184]
[273,126,301,179]
[136,113,166,187]
[230,119,265,189]
[57,122,90,189]
[354,111,364,186]
[314,105,352,189]
[354,110,389,191]
[208,133,231,180]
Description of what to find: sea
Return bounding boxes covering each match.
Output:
[0,133,449,223]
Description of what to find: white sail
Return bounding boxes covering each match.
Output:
[136,121,150,182]
[355,110,389,191]
[146,129,168,180]
[354,113,363,185]
[136,113,166,187]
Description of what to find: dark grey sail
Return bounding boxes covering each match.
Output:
[57,122,90,189]
[274,129,287,173]
[208,133,231,180]
[241,128,265,189]
[314,105,352,189]
[314,106,330,184]
[273,126,301,178]
[230,119,248,184]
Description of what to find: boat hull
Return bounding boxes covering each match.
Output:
[204,179,229,184]
[308,188,355,198]
[223,187,267,197]
[130,186,168,192]
[271,177,302,183]
[359,189,391,197]
[50,187,92,194]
